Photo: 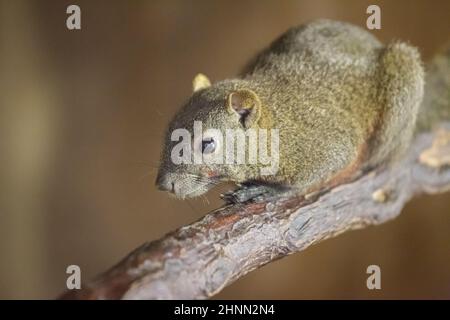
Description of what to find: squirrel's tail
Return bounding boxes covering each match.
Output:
[416,44,450,131]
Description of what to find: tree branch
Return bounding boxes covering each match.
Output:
[60,123,450,300]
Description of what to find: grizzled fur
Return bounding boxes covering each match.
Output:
[156,19,449,199]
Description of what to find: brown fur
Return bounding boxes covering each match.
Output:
[155,19,447,199]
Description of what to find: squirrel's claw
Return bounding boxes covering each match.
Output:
[221,182,288,204]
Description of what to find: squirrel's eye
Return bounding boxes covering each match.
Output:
[201,138,216,154]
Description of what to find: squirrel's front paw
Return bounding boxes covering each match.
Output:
[221,182,288,204]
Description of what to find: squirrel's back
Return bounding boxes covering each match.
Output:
[239,20,423,191]
[417,45,450,131]
[243,19,382,76]
[156,20,448,198]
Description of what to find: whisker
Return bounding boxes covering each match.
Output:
[201,195,210,206]
[185,199,198,215]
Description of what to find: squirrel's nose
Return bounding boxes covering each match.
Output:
[158,181,175,192]
[155,173,174,192]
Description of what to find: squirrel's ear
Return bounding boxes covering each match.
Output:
[192,73,211,92]
[227,89,261,128]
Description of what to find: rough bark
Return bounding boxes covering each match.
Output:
[60,123,450,300]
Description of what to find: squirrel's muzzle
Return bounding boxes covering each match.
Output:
[155,172,174,193]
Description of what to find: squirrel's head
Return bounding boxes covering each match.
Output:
[156,73,270,198]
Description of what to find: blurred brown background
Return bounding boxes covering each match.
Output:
[1,0,449,299]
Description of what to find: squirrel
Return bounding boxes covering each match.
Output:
[155,19,450,200]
